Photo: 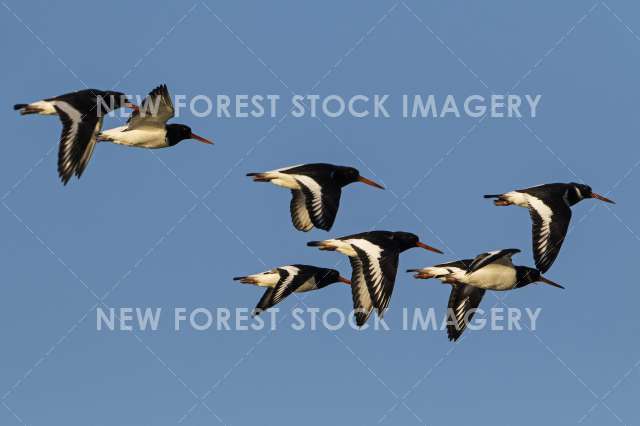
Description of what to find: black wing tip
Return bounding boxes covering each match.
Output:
[483,194,501,199]
[307,241,321,247]
[232,276,245,281]
[447,331,462,342]
[13,103,27,111]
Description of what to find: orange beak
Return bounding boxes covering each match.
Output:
[338,276,351,285]
[125,102,139,110]
[591,192,615,204]
[416,242,443,254]
[357,176,385,189]
[191,132,214,145]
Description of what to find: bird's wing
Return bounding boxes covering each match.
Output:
[127,84,174,129]
[466,249,520,274]
[54,102,101,185]
[253,288,275,315]
[295,175,342,231]
[350,239,398,316]
[348,253,374,327]
[289,190,314,232]
[527,194,572,273]
[447,284,486,341]
[270,266,316,307]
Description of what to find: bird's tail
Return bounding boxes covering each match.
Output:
[14,103,39,115]
[246,172,272,182]
[307,240,336,251]
[406,268,435,280]
[483,193,511,206]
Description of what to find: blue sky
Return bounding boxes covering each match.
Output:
[1,1,640,425]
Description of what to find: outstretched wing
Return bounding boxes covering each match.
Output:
[289,190,314,231]
[127,84,174,129]
[351,240,399,317]
[295,175,342,231]
[527,196,571,273]
[270,266,316,306]
[348,253,374,327]
[253,289,275,315]
[252,266,316,315]
[466,249,520,274]
[54,102,101,185]
[447,284,486,341]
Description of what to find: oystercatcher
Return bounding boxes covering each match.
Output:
[233,264,351,315]
[407,248,563,341]
[484,182,615,272]
[14,89,136,184]
[246,163,384,232]
[98,84,213,149]
[307,231,443,326]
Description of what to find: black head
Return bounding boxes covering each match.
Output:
[165,124,214,147]
[332,166,384,189]
[514,266,564,289]
[316,268,351,287]
[568,182,615,205]
[392,231,443,254]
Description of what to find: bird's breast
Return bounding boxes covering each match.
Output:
[464,264,517,290]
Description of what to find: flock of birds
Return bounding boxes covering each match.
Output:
[14,85,615,341]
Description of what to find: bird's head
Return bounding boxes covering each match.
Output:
[333,166,384,189]
[166,124,214,146]
[392,231,443,254]
[569,182,615,205]
[318,268,351,287]
[515,266,564,289]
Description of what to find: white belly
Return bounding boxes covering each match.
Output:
[101,126,168,149]
[454,264,517,291]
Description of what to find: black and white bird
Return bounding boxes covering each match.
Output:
[246,163,384,232]
[233,264,351,315]
[98,84,213,148]
[14,89,136,184]
[308,231,443,326]
[407,248,563,341]
[484,182,615,272]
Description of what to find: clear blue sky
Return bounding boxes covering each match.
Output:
[1,1,639,425]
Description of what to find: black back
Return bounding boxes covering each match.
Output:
[282,163,361,188]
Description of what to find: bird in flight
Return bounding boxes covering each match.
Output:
[308,230,443,326]
[234,264,351,315]
[484,182,614,272]
[247,163,384,232]
[98,84,213,148]
[408,248,563,341]
[14,89,137,184]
